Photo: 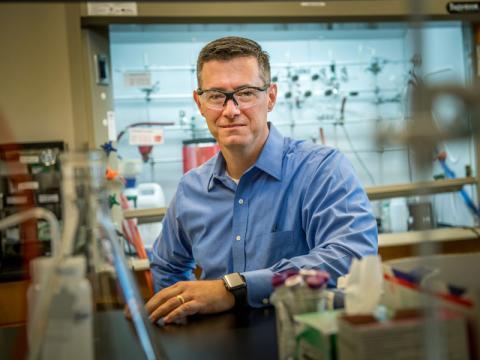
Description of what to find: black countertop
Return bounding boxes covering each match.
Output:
[1,307,278,360]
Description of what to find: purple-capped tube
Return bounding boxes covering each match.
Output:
[305,270,330,289]
[271,269,299,288]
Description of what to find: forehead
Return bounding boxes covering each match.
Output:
[199,56,262,88]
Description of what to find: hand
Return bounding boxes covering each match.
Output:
[145,280,235,325]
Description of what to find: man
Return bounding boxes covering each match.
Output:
[146,36,377,324]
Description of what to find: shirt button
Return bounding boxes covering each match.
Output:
[262,298,269,305]
[238,199,244,205]
[235,235,241,241]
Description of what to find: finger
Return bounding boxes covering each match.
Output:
[145,291,170,314]
[149,295,187,323]
[145,285,181,314]
[163,300,200,324]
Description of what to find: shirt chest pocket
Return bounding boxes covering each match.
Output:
[250,230,303,268]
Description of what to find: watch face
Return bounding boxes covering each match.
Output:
[224,273,245,289]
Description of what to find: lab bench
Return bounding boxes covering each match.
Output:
[0,307,278,360]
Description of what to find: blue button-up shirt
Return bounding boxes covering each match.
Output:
[151,124,378,307]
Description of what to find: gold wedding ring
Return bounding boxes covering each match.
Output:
[176,294,185,305]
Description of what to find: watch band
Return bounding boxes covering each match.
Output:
[230,282,247,309]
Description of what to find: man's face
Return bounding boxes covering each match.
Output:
[194,56,277,152]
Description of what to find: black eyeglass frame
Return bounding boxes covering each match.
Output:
[196,84,270,108]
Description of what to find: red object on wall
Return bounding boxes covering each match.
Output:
[182,138,220,173]
[138,145,153,163]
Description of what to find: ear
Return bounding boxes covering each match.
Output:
[193,90,204,117]
[267,83,278,112]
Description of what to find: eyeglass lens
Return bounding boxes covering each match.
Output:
[201,87,267,110]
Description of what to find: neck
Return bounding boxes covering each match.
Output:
[222,148,257,180]
[221,130,269,180]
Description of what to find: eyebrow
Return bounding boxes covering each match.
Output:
[204,84,260,92]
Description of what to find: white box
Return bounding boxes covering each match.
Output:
[338,309,469,360]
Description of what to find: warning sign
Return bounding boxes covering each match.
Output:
[128,128,165,146]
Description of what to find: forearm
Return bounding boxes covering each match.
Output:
[150,256,195,292]
[242,241,371,307]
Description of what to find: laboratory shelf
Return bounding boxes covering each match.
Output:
[128,257,150,271]
[123,207,167,224]
[379,226,480,247]
[366,177,477,201]
[123,228,480,271]
[123,178,478,224]
[97,257,151,273]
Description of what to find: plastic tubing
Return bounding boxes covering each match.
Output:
[59,160,79,256]
[29,161,80,359]
[0,207,61,256]
[0,207,62,360]
[97,208,158,360]
[439,159,480,217]
[119,192,154,295]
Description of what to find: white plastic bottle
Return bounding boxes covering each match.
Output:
[27,256,54,346]
[137,182,166,251]
[389,197,409,233]
[27,256,94,360]
[380,200,391,233]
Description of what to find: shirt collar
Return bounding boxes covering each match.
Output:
[207,122,284,191]
[207,151,226,191]
[254,123,284,181]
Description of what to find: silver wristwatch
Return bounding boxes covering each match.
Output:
[222,272,247,308]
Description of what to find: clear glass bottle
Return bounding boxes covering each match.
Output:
[270,270,330,360]
[26,151,162,360]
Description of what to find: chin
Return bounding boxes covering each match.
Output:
[220,136,250,148]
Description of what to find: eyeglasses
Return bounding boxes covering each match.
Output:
[197,85,270,111]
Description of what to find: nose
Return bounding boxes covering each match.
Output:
[223,98,241,117]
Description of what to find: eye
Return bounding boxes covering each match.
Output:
[206,92,225,101]
[236,89,256,98]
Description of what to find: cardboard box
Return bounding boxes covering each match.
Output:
[384,253,480,357]
[337,309,470,360]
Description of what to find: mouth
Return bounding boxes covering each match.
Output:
[219,124,246,129]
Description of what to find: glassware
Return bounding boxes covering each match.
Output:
[270,270,330,360]
[59,151,165,360]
